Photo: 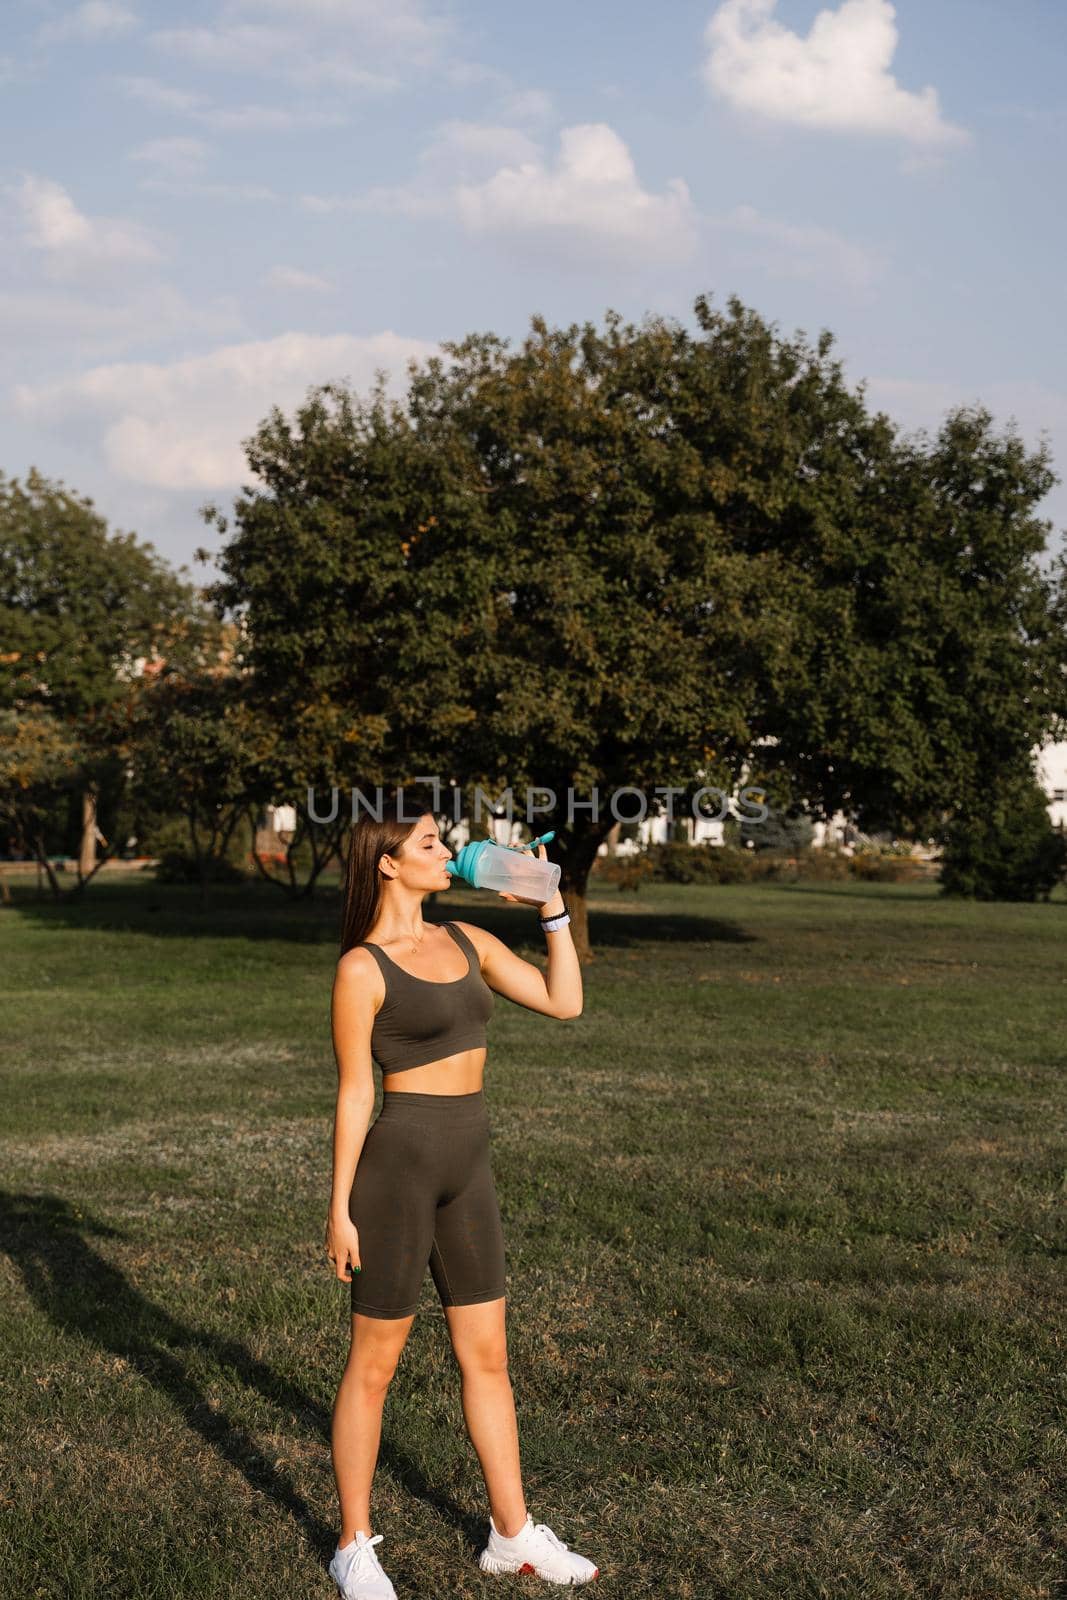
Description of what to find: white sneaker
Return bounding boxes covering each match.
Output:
[328,1531,398,1600]
[478,1513,599,1585]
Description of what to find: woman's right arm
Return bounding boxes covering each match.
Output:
[324,950,380,1281]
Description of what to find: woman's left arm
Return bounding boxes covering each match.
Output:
[455,841,582,1017]
[463,914,583,1019]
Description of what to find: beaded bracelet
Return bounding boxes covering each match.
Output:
[540,910,570,932]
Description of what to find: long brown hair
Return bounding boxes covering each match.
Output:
[339,786,443,957]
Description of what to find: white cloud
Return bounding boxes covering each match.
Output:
[204,102,347,131]
[126,143,280,201]
[272,57,398,92]
[703,0,968,147]
[717,202,885,289]
[302,122,697,264]
[150,24,398,92]
[0,284,243,357]
[128,136,209,180]
[299,187,439,217]
[455,123,698,264]
[14,330,440,489]
[115,74,201,113]
[148,0,448,92]
[862,376,1067,451]
[307,110,880,295]
[139,3,538,116]
[114,72,347,130]
[227,0,449,52]
[264,265,333,292]
[137,178,281,203]
[9,174,162,276]
[299,121,541,218]
[430,121,543,172]
[436,59,554,124]
[37,2,137,44]
[151,20,293,68]
[495,88,555,126]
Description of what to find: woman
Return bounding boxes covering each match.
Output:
[323,791,600,1599]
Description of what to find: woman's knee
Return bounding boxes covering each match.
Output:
[454,1330,509,1376]
[348,1315,412,1388]
[350,1353,400,1392]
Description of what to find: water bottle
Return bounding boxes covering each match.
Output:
[445,833,560,901]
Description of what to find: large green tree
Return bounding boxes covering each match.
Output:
[128,667,274,904]
[0,705,85,895]
[0,468,225,891]
[197,297,885,954]
[198,294,1067,944]
[196,378,469,899]
[749,401,1067,837]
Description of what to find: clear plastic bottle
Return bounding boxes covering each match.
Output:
[445,839,561,900]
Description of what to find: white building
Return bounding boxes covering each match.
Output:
[1035,741,1067,831]
[267,742,1067,859]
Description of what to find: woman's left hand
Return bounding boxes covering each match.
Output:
[498,842,564,916]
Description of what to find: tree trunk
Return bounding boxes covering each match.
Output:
[558,823,614,963]
[79,789,97,878]
[33,832,62,900]
[188,806,211,909]
[560,881,592,963]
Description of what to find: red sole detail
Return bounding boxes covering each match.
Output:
[519,1562,536,1574]
[592,1570,599,1579]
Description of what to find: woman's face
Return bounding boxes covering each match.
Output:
[382,812,452,889]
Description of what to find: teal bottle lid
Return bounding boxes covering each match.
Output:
[444,839,493,887]
[444,831,556,888]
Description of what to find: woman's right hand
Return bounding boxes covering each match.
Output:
[324,1211,362,1282]
[498,841,555,908]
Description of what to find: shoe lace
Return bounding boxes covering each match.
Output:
[533,1523,570,1553]
[344,1534,385,1581]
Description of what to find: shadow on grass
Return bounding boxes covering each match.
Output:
[765,881,945,902]
[771,880,1067,905]
[0,1190,487,1565]
[2,880,758,950]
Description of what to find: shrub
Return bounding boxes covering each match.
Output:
[144,806,255,883]
[645,842,756,884]
[154,851,247,885]
[939,774,1067,901]
[748,848,851,882]
[597,842,933,889]
[848,851,923,883]
[593,853,657,892]
[136,814,193,859]
[741,806,816,853]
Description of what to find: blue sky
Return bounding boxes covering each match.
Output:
[4,0,1066,584]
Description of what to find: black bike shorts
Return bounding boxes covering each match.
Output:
[348,1088,507,1319]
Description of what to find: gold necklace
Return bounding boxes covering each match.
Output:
[381,926,426,957]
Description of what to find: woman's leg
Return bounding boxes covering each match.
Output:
[444,1297,528,1537]
[331,1311,415,1544]
[337,1097,436,1541]
[430,1106,521,1531]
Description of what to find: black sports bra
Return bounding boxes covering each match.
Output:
[358,921,495,1074]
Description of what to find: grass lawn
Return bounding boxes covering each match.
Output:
[0,873,1064,1599]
